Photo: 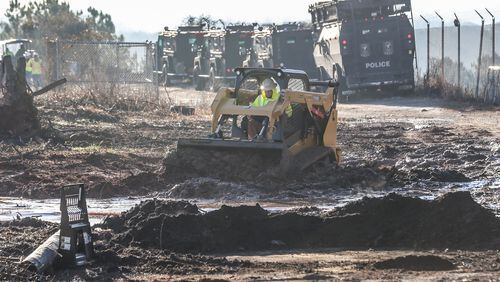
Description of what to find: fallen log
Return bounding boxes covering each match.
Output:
[22,231,60,273]
[32,78,67,97]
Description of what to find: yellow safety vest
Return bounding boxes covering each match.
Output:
[251,88,280,107]
[26,61,32,73]
[28,59,42,75]
[251,88,293,117]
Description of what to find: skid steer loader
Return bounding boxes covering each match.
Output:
[165,67,342,181]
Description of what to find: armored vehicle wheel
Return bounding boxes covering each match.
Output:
[193,65,205,91]
[162,64,171,87]
[208,67,220,92]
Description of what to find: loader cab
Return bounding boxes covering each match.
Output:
[0,39,32,67]
[0,39,31,57]
[234,68,311,100]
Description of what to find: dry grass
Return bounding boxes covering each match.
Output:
[421,59,498,105]
[36,83,215,118]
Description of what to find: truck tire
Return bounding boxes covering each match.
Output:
[193,65,205,91]
[208,67,219,92]
[162,64,171,87]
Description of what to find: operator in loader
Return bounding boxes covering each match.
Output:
[247,78,292,140]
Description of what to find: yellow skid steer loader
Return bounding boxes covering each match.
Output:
[166,68,342,180]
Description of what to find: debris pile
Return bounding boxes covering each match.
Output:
[0,56,40,137]
[103,192,500,253]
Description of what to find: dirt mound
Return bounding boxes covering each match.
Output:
[100,200,200,233]
[106,192,500,253]
[329,192,500,249]
[373,255,456,271]
[88,172,162,198]
[2,217,52,228]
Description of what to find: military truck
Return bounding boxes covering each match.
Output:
[194,24,255,91]
[250,24,317,79]
[156,25,207,86]
[309,0,416,94]
[271,24,317,79]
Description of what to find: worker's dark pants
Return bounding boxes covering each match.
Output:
[32,74,42,90]
[26,72,32,86]
[247,116,265,139]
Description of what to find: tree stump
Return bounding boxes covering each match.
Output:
[0,55,40,137]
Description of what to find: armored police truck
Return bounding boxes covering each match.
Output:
[194,24,255,91]
[309,0,416,94]
[156,25,207,86]
[271,24,317,79]
[251,26,274,68]
[251,24,317,79]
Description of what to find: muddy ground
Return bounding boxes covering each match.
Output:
[1,193,500,281]
[0,89,498,205]
[1,87,499,280]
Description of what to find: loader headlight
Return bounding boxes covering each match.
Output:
[277,71,283,77]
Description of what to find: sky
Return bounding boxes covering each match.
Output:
[1,0,500,34]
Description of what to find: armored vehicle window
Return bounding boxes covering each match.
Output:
[288,78,306,91]
[324,6,337,22]
[212,37,223,52]
[286,38,296,44]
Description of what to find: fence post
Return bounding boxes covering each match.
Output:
[151,42,160,101]
[475,10,485,99]
[116,43,120,85]
[420,15,430,89]
[454,14,461,87]
[486,8,495,66]
[435,12,445,83]
[55,40,60,80]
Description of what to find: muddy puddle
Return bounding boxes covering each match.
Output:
[2,178,498,224]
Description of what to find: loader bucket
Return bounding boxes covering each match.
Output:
[164,138,288,182]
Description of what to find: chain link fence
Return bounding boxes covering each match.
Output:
[46,40,158,104]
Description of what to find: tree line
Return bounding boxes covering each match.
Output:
[0,0,122,42]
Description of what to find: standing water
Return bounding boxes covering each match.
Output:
[0,179,498,224]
